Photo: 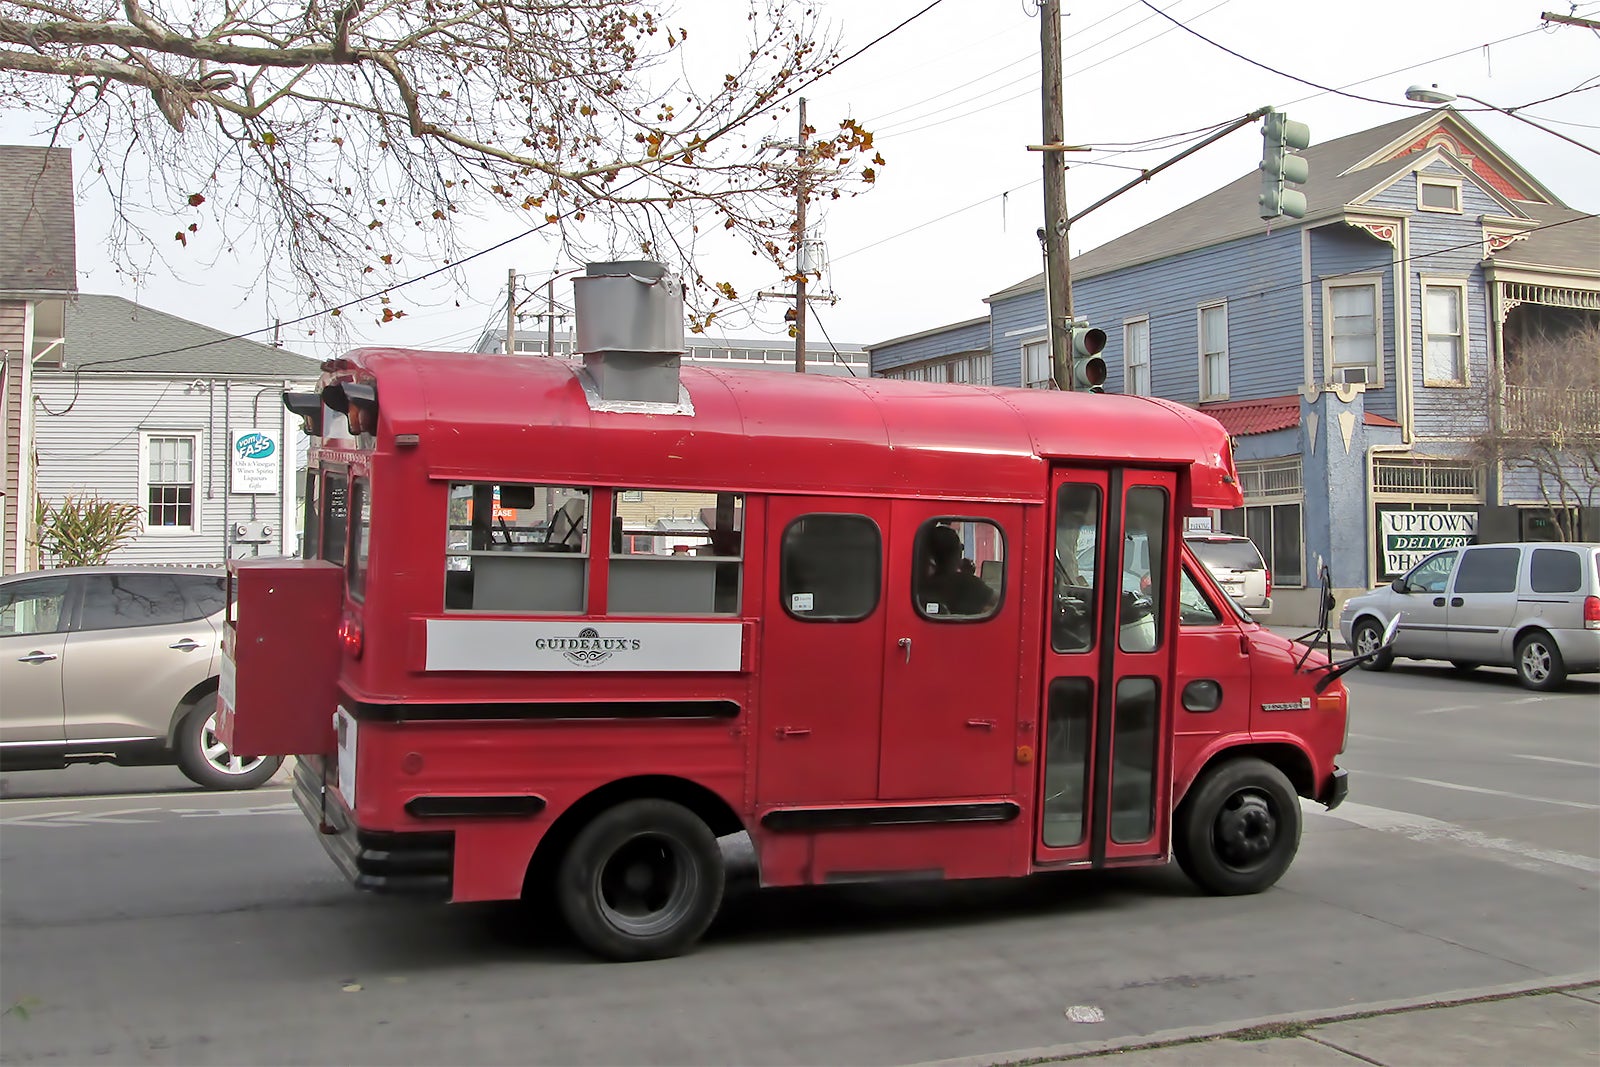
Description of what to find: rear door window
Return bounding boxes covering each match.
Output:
[78,574,190,631]
[1187,539,1263,571]
[321,469,349,567]
[781,514,881,621]
[176,575,227,620]
[1453,547,1519,594]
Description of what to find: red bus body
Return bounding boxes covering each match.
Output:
[222,345,1348,959]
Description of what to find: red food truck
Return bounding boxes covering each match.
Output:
[221,262,1357,961]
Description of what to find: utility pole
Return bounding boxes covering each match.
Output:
[505,268,517,355]
[1039,0,1074,391]
[793,97,808,374]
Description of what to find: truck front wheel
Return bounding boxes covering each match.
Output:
[557,798,725,961]
[1174,757,1301,896]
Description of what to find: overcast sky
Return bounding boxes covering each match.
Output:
[7,0,1598,360]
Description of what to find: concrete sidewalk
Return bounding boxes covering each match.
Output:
[918,976,1600,1067]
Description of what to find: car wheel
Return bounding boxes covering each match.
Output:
[1174,757,1301,896]
[557,798,724,962]
[175,693,283,790]
[1514,631,1567,692]
[1353,618,1393,671]
[1450,661,1479,674]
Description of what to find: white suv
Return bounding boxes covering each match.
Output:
[1184,534,1272,617]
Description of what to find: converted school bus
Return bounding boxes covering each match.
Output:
[222,263,1352,961]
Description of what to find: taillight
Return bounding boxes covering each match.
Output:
[1585,595,1600,631]
[1266,570,1273,600]
[339,615,364,659]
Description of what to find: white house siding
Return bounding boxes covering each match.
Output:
[1,301,24,571]
[31,374,315,565]
[1365,162,1500,441]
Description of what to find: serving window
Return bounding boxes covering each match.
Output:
[444,483,588,612]
[609,490,743,615]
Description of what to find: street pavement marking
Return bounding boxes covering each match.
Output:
[1361,771,1600,811]
[1306,798,1600,874]
[1,801,299,828]
[0,786,290,806]
[1513,753,1600,770]
[1413,703,1478,716]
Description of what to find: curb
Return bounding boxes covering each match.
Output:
[907,972,1600,1067]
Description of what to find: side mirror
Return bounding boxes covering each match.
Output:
[1390,578,1408,593]
[1381,612,1402,648]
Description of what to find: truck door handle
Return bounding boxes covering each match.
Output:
[898,637,912,662]
[775,727,812,739]
[1433,597,1446,607]
[1450,597,1464,607]
[169,639,204,652]
[966,718,997,730]
[17,651,57,664]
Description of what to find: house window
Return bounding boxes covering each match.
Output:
[1218,457,1304,587]
[1325,279,1381,385]
[142,433,199,529]
[1418,176,1462,213]
[1198,303,1228,401]
[1023,339,1053,389]
[1123,317,1150,396]
[1422,281,1467,384]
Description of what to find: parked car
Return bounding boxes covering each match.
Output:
[1339,542,1600,691]
[1184,533,1272,616]
[0,566,282,788]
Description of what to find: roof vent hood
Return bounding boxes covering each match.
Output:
[572,260,686,406]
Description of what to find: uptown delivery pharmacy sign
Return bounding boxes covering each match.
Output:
[1379,510,1477,575]
[230,430,280,494]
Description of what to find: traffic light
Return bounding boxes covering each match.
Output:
[1258,109,1310,221]
[1069,324,1107,392]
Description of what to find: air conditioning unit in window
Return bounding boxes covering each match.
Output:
[1335,366,1370,386]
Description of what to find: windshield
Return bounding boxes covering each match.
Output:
[1187,538,1263,571]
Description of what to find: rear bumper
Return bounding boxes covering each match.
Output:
[291,759,454,899]
[1319,767,1349,811]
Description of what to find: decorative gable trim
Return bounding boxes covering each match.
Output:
[1342,113,1560,205]
[1349,146,1524,219]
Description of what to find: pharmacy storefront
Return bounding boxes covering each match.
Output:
[1369,455,1483,583]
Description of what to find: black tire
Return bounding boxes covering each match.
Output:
[1450,661,1480,674]
[557,799,724,962]
[1352,617,1394,671]
[1515,631,1567,692]
[174,693,284,790]
[1174,757,1301,896]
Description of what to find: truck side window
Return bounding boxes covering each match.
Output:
[444,483,588,613]
[610,490,743,615]
[914,519,1003,620]
[781,514,881,621]
[1178,570,1221,626]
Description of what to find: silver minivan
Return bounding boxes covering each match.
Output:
[1339,542,1600,690]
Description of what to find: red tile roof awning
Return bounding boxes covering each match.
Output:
[1200,394,1401,437]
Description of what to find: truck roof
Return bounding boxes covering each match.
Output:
[330,348,1244,508]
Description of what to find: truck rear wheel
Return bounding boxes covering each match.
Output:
[557,798,724,961]
[1174,757,1301,896]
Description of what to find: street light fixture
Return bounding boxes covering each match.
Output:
[1404,83,1598,156]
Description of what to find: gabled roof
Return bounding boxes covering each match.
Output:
[0,145,77,295]
[989,109,1574,302]
[1199,394,1399,438]
[55,294,321,378]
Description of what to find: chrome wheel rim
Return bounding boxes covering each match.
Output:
[1355,625,1381,658]
[593,832,700,938]
[1520,642,1551,684]
[202,711,268,777]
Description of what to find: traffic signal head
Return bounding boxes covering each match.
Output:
[1259,109,1311,221]
[1069,325,1107,392]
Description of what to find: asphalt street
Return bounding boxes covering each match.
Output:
[1,662,1596,1066]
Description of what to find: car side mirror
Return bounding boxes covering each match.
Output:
[1390,578,1408,593]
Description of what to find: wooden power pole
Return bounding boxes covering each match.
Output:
[1039,0,1074,390]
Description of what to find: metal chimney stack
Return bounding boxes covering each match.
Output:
[572,260,686,405]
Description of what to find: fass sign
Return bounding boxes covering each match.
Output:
[230,429,281,494]
[1380,510,1477,575]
